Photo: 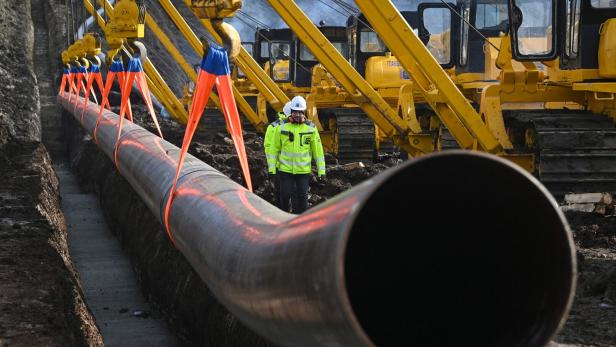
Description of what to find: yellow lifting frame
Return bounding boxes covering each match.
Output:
[97,0,229,124]
[196,16,290,112]
[85,0,188,123]
[353,0,502,154]
[265,0,421,154]
[156,0,268,131]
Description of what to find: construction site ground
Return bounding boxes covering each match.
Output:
[72,105,616,346]
[0,0,615,345]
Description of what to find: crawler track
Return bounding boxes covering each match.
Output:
[335,109,376,163]
[506,110,616,196]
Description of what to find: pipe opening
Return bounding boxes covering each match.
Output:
[344,153,575,346]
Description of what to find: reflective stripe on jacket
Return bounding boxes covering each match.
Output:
[264,112,287,173]
[266,119,326,176]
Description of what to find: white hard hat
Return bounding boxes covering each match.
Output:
[289,95,307,112]
[283,101,292,117]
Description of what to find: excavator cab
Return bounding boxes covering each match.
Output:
[347,13,397,78]
[350,9,457,86]
[254,28,294,83]
[417,3,458,68]
[455,0,510,82]
[294,26,348,87]
[508,0,616,77]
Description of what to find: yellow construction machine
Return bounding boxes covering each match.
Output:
[355,0,616,194]
[250,23,377,161]
[492,0,616,194]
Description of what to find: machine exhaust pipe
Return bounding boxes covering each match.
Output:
[59,94,576,347]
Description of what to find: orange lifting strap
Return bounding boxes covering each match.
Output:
[81,63,106,122]
[94,59,133,143]
[163,46,252,244]
[114,56,164,168]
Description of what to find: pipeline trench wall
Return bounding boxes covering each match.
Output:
[0,0,103,345]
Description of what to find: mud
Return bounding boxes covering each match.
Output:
[552,212,616,347]
[0,0,102,345]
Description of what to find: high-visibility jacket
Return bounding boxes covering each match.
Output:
[264,112,287,156]
[266,119,326,176]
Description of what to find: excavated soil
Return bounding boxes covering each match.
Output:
[0,0,102,345]
[0,143,101,347]
[551,212,616,347]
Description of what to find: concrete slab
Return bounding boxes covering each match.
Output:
[54,161,177,347]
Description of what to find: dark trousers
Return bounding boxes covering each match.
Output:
[278,172,310,214]
[271,173,282,208]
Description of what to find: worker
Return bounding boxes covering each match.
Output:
[267,96,326,214]
[264,101,292,207]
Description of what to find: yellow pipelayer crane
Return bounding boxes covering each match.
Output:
[252,0,615,195]
[264,0,497,158]
[357,0,616,194]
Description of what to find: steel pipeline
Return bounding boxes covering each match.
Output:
[59,93,576,347]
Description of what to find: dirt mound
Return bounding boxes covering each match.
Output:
[553,212,616,346]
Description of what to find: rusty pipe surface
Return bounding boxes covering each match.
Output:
[60,93,576,347]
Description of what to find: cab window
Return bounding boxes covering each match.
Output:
[591,0,616,8]
[512,0,554,56]
[565,0,581,57]
[299,44,316,61]
[422,7,452,65]
[271,42,291,59]
[261,42,290,59]
[260,41,269,58]
[360,30,386,53]
[475,2,508,29]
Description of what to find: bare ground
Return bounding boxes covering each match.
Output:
[76,105,616,346]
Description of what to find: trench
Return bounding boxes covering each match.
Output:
[31,0,177,345]
[28,0,278,344]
